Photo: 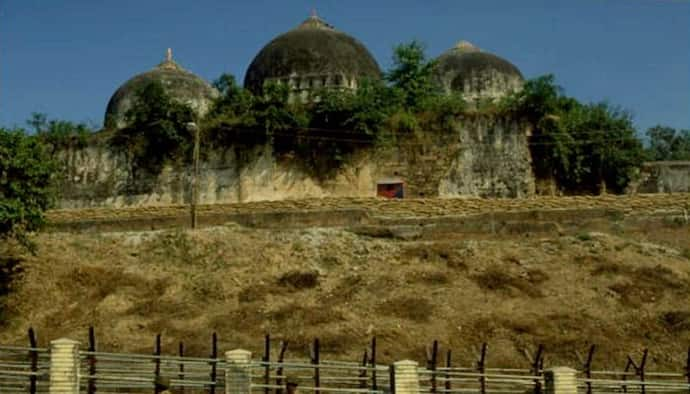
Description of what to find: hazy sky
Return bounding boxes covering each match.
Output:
[1,0,688,132]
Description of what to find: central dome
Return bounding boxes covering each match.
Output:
[243,13,381,100]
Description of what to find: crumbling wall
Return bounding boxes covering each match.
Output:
[631,161,690,194]
[54,116,535,208]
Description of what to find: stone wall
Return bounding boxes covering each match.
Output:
[630,161,690,194]
[54,116,534,208]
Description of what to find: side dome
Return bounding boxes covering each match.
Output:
[243,13,381,100]
[105,49,219,129]
[433,41,524,101]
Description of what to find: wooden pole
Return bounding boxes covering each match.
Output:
[478,343,487,394]
[685,347,690,394]
[532,344,544,394]
[187,122,200,229]
[639,349,648,394]
[312,338,320,394]
[584,345,596,394]
[371,336,377,391]
[210,332,218,394]
[264,334,271,394]
[88,326,97,394]
[359,350,368,390]
[622,358,632,394]
[276,341,288,394]
[28,327,37,394]
[179,342,185,394]
[430,340,438,394]
[154,334,161,394]
[445,350,452,393]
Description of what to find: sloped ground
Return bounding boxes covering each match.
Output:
[1,206,689,371]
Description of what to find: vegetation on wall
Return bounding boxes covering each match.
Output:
[91,40,682,193]
[500,75,644,193]
[26,112,93,152]
[108,81,196,174]
[197,43,649,193]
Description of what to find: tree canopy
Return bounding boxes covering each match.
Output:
[0,128,56,249]
[500,74,644,193]
[645,125,690,161]
[26,112,93,151]
[109,80,196,172]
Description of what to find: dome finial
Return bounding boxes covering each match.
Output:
[156,48,183,71]
[455,40,479,52]
[298,9,333,30]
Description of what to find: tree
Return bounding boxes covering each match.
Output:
[502,75,645,193]
[311,78,402,135]
[208,73,254,124]
[25,112,92,151]
[385,41,438,110]
[567,103,644,193]
[109,81,195,172]
[0,128,56,250]
[646,125,690,161]
[251,82,309,133]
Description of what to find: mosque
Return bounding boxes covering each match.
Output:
[57,12,534,208]
[103,12,524,128]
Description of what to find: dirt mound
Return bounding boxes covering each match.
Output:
[1,210,689,370]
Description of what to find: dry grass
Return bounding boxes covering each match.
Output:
[402,242,469,270]
[472,266,548,298]
[376,296,434,322]
[278,270,320,289]
[1,214,690,369]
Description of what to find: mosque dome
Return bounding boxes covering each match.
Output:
[104,49,219,129]
[433,41,524,101]
[243,12,381,99]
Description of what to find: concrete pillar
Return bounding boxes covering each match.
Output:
[49,338,80,394]
[391,360,419,394]
[544,367,578,394]
[225,349,252,394]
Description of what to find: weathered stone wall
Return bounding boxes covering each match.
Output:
[55,116,534,208]
[630,161,690,193]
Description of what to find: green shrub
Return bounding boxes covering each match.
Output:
[0,128,56,249]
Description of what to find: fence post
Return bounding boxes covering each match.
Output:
[225,349,252,394]
[49,338,80,394]
[544,367,577,394]
[392,360,419,394]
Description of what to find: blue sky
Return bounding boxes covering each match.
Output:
[1,0,688,132]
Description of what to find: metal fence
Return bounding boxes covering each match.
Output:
[577,370,690,394]
[0,345,51,393]
[1,334,690,394]
[418,367,544,394]
[77,349,226,393]
[244,336,390,394]
[250,359,390,394]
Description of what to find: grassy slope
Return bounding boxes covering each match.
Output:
[1,213,689,371]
